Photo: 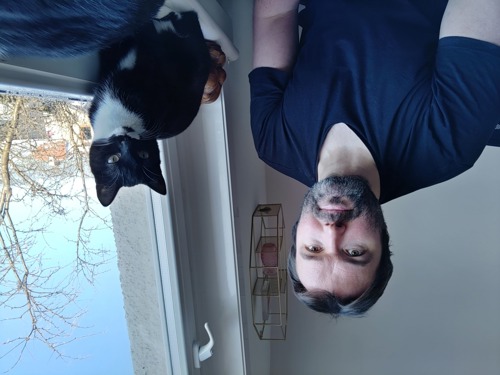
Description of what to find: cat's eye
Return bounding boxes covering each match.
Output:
[107,154,121,164]
[138,151,149,159]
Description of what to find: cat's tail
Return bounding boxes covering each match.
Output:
[201,40,227,104]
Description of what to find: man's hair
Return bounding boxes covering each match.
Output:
[288,221,393,317]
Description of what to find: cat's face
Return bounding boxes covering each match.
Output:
[89,135,166,206]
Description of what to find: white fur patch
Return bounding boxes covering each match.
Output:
[119,49,137,70]
[153,12,181,34]
[154,5,176,18]
[92,90,144,140]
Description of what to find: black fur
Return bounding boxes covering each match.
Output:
[88,11,211,206]
[0,4,211,207]
[89,136,166,207]
[90,11,211,138]
[0,0,164,57]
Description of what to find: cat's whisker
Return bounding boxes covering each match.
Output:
[138,133,154,140]
[142,168,154,182]
[143,166,162,178]
[139,124,161,140]
[107,171,121,188]
[92,139,116,147]
[140,134,158,141]
[142,167,157,182]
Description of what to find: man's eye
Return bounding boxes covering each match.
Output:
[345,248,365,257]
[306,246,322,253]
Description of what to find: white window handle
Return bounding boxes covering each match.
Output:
[193,322,214,369]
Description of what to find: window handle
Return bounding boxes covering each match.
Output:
[193,322,214,369]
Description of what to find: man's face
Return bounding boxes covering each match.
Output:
[295,176,386,301]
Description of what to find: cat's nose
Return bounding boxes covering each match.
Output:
[119,138,130,151]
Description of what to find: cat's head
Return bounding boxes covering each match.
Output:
[89,135,166,206]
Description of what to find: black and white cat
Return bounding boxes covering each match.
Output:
[0,2,223,207]
[88,11,212,206]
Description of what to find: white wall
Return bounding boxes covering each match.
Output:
[110,186,170,375]
[267,147,500,375]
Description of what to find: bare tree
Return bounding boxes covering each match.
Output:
[0,94,113,371]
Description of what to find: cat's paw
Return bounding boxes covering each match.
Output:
[201,40,226,104]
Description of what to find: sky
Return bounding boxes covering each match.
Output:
[1,181,134,375]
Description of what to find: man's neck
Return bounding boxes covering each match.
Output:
[317,123,381,199]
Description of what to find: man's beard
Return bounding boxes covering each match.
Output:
[301,175,385,230]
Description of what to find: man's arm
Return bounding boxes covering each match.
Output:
[252,0,300,72]
[440,0,500,46]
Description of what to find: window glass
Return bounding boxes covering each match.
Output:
[0,93,134,375]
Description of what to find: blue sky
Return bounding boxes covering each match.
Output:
[1,183,134,375]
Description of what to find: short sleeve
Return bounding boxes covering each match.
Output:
[249,67,289,157]
[431,36,500,165]
[248,67,315,186]
[382,36,500,202]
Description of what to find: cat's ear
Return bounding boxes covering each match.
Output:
[146,174,167,196]
[96,183,121,207]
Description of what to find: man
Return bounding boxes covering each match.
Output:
[250,0,500,316]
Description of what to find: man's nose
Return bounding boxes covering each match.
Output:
[324,221,346,234]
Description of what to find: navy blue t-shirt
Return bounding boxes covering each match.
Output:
[249,0,500,203]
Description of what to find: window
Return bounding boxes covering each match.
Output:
[0,92,134,374]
